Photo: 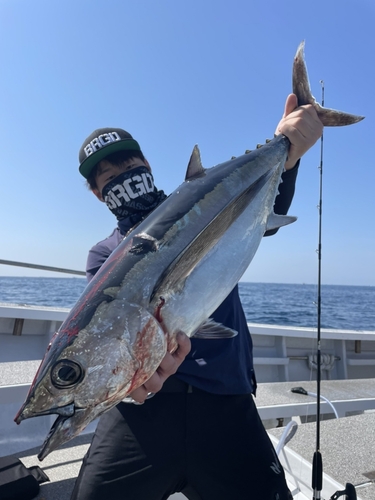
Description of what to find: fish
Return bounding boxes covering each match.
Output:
[14,42,364,460]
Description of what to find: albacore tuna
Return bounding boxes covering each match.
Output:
[15,42,364,460]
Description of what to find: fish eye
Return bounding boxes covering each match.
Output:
[51,360,84,389]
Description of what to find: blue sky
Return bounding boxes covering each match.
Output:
[0,0,373,285]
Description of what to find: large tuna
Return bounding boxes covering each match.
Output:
[15,42,364,460]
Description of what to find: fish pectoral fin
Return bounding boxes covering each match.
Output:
[129,233,159,255]
[191,318,238,339]
[266,213,297,232]
[103,286,120,298]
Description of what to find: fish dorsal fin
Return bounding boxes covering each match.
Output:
[185,145,205,181]
[266,213,297,232]
[191,318,238,339]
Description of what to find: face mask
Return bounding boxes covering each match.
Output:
[102,166,166,223]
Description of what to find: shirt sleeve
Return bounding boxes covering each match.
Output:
[86,228,123,282]
[86,243,110,282]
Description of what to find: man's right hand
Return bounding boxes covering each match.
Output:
[129,331,191,404]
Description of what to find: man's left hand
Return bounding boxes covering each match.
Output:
[275,93,323,170]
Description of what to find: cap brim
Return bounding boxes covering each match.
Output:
[79,139,141,179]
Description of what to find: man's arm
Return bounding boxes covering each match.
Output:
[264,93,323,236]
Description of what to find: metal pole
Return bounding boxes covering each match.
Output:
[0,259,85,276]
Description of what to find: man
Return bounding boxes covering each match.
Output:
[71,94,322,500]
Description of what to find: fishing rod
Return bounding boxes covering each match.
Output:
[0,259,85,276]
[312,81,356,500]
[311,79,324,500]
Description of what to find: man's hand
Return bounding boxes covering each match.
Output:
[275,94,323,170]
[129,331,191,404]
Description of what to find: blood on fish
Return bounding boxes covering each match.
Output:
[61,326,80,343]
[154,296,165,323]
[126,317,166,394]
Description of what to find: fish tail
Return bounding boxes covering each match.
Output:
[293,41,364,127]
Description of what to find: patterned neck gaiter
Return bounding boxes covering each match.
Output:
[102,166,167,225]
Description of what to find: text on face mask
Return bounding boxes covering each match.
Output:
[104,172,155,208]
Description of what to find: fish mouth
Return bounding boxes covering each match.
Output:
[15,401,76,423]
[38,414,69,461]
[15,401,87,461]
[37,405,87,461]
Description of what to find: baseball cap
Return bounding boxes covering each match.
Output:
[79,127,141,179]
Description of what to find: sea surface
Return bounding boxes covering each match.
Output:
[0,277,373,331]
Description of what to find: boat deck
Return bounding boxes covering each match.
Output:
[254,378,375,424]
[3,379,374,499]
[269,412,375,500]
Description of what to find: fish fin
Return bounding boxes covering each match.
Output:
[103,286,120,298]
[151,169,275,301]
[129,233,159,255]
[185,145,205,180]
[191,318,238,339]
[266,213,297,232]
[293,41,364,126]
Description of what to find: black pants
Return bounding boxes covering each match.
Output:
[71,378,292,500]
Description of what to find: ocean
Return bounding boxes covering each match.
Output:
[0,277,373,331]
